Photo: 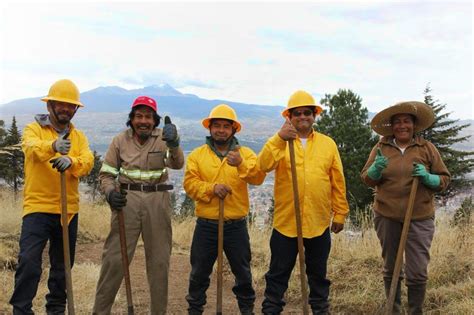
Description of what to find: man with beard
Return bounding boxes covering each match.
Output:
[10,79,94,314]
[93,96,184,314]
[258,90,349,314]
[183,104,266,314]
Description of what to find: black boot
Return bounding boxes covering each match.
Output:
[384,278,402,315]
[407,284,426,315]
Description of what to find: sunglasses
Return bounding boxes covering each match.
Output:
[291,109,314,117]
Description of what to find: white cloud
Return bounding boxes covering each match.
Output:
[0,1,472,119]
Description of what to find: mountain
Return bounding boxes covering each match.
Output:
[1,84,472,155]
[0,84,285,154]
[0,84,283,120]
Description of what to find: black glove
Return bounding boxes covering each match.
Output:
[162,116,179,148]
[107,190,127,210]
[53,132,71,154]
[49,156,72,172]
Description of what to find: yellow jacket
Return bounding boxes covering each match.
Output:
[22,121,94,217]
[258,131,349,238]
[184,144,265,220]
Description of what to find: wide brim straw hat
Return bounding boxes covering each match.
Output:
[371,101,435,137]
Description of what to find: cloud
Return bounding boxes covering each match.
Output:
[0,1,471,119]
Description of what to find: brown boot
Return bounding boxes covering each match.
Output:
[384,278,402,314]
[407,284,426,315]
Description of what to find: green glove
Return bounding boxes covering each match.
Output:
[412,163,440,189]
[367,148,388,180]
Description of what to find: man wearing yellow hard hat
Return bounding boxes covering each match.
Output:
[258,90,349,314]
[183,104,266,314]
[10,79,94,314]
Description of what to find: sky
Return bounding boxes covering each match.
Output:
[0,0,472,119]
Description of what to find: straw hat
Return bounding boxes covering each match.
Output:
[371,101,435,136]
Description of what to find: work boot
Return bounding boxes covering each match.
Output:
[384,278,402,315]
[407,284,426,315]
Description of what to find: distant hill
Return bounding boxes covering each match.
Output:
[0,84,285,154]
[1,84,472,155]
[0,84,283,120]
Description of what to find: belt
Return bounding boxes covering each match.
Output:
[120,183,173,192]
[197,217,246,225]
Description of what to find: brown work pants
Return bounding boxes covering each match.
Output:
[93,190,172,315]
[374,213,435,286]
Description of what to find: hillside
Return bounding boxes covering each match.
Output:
[0,189,472,314]
[0,84,472,155]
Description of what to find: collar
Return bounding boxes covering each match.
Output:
[206,136,240,159]
[126,128,161,138]
[35,114,71,134]
[381,135,426,147]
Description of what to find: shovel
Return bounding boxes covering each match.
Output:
[384,177,419,315]
[216,198,224,315]
[115,157,134,315]
[58,132,75,314]
[288,139,309,315]
[60,171,75,315]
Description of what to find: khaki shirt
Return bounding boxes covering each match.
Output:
[100,128,184,196]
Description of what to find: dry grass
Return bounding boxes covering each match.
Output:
[0,186,472,314]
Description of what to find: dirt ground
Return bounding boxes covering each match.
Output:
[75,243,301,314]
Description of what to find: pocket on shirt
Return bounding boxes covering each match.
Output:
[147,151,166,170]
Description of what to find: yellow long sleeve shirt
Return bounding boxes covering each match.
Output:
[22,121,94,217]
[183,144,266,220]
[258,131,349,238]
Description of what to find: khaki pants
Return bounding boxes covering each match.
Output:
[93,190,172,315]
[374,212,435,286]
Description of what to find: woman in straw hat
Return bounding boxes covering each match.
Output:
[360,101,450,314]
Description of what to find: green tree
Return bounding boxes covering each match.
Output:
[0,116,24,195]
[0,120,7,145]
[420,85,473,199]
[267,197,275,226]
[81,151,103,201]
[179,194,195,219]
[170,191,177,213]
[316,89,378,216]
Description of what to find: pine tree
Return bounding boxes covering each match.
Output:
[0,120,7,146]
[1,116,24,195]
[170,191,177,213]
[267,197,275,226]
[81,151,103,201]
[179,194,195,219]
[316,89,379,215]
[0,119,9,184]
[420,85,473,199]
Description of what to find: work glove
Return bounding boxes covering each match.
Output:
[49,156,72,172]
[412,163,440,189]
[53,133,71,155]
[226,145,242,167]
[107,190,128,210]
[162,116,180,148]
[367,148,388,180]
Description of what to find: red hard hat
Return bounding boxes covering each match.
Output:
[132,96,157,112]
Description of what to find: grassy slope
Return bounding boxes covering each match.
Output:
[0,188,472,314]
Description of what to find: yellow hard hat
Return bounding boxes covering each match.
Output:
[281,90,322,118]
[41,79,83,107]
[202,104,242,132]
